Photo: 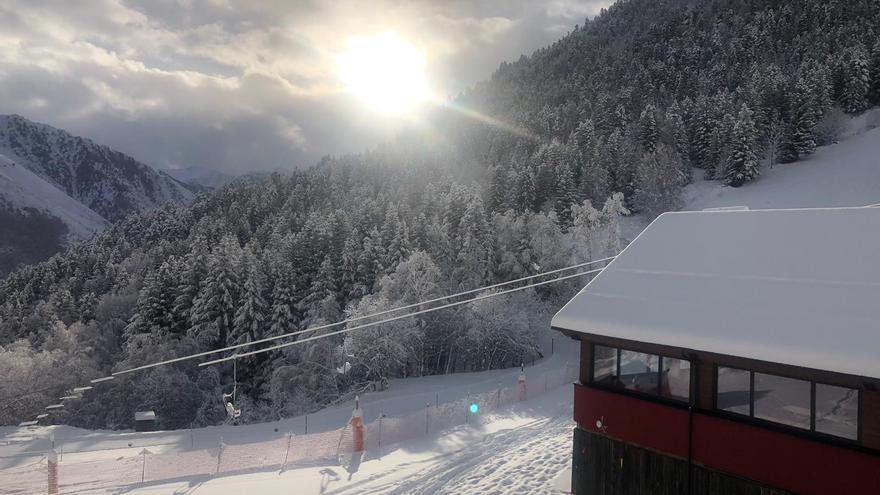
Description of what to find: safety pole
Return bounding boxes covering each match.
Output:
[47,449,58,495]
[352,396,364,453]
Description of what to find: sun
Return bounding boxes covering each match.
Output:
[337,33,431,115]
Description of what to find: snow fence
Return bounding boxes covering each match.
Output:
[0,363,576,493]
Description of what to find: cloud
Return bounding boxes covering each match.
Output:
[0,0,613,174]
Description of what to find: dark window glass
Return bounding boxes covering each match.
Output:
[620,350,659,394]
[815,384,858,440]
[717,367,750,415]
[593,345,617,385]
[753,373,811,429]
[660,357,691,401]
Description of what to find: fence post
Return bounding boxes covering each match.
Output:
[281,431,293,471]
[425,403,430,435]
[304,414,308,435]
[465,393,469,425]
[215,437,224,476]
[47,449,58,495]
[377,413,384,452]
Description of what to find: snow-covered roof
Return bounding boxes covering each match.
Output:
[134,411,156,421]
[552,207,880,379]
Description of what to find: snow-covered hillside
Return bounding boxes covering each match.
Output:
[684,116,880,211]
[0,114,194,223]
[0,153,108,276]
[0,154,107,238]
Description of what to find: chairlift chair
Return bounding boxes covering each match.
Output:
[222,357,242,422]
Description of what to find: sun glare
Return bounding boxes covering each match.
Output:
[337,33,431,115]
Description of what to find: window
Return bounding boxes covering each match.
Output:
[716,367,751,415]
[620,350,659,394]
[661,357,691,401]
[714,367,859,441]
[593,345,617,385]
[590,344,690,403]
[753,373,810,429]
[815,384,859,440]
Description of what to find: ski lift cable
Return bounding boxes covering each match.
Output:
[110,256,616,377]
[199,266,605,368]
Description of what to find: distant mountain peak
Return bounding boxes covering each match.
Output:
[0,114,194,222]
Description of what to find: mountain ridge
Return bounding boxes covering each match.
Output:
[0,114,194,223]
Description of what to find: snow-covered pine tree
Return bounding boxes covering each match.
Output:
[189,235,241,348]
[233,249,267,345]
[554,163,579,229]
[869,40,880,105]
[269,268,298,336]
[725,105,760,187]
[840,45,870,114]
[639,104,659,153]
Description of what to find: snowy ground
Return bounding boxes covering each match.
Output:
[0,341,579,494]
[127,386,574,495]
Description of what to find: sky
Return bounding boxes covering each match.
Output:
[0,0,612,174]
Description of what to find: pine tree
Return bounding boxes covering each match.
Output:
[639,105,659,153]
[488,163,510,212]
[268,269,298,336]
[233,250,267,345]
[840,45,870,114]
[725,105,760,187]
[554,164,579,228]
[869,40,880,105]
[190,236,241,348]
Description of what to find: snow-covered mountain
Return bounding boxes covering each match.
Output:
[0,114,194,223]
[0,153,108,276]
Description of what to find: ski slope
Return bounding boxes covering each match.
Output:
[127,386,575,495]
[684,114,880,211]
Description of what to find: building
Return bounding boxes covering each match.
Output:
[134,410,157,432]
[552,207,880,494]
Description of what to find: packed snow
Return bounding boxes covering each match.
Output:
[553,207,880,379]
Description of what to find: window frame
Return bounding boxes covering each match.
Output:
[589,343,694,406]
[713,364,861,444]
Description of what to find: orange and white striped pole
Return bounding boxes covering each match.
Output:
[352,395,364,453]
[47,449,58,494]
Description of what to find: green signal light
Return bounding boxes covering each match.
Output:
[469,403,478,414]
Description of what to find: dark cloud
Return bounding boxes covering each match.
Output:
[0,0,612,173]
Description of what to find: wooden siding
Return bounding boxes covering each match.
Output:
[573,426,790,495]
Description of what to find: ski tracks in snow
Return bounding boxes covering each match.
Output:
[336,413,573,495]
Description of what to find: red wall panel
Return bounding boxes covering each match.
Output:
[574,384,880,494]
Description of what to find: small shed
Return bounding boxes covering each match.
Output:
[134,410,157,432]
